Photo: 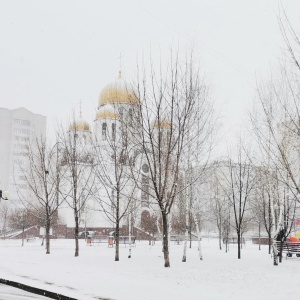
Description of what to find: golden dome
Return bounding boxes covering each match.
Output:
[98,71,139,106]
[96,111,119,119]
[96,104,119,120]
[69,118,91,132]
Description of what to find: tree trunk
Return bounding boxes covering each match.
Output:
[22,225,24,247]
[115,193,120,261]
[128,210,132,259]
[193,211,203,260]
[74,215,79,257]
[271,238,279,266]
[279,240,283,263]
[45,215,51,254]
[268,232,272,254]
[115,219,119,261]
[182,225,188,262]
[258,222,261,251]
[182,197,189,262]
[241,233,243,250]
[189,212,192,249]
[162,212,170,267]
[3,210,7,240]
[237,230,241,259]
[219,227,222,250]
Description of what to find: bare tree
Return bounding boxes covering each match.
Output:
[92,116,137,261]
[208,164,229,250]
[278,7,300,72]
[225,144,256,259]
[16,137,65,254]
[59,121,95,257]
[132,50,215,267]
[0,202,9,239]
[141,210,158,245]
[251,69,300,265]
[7,207,41,246]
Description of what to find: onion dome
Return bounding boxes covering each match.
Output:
[96,104,119,120]
[68,117,91,132]
[98,71,139,107]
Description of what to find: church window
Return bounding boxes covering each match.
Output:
[102,123,107,140]
[141,175,149,207]
[129,108,133,125]
[166,130,170,142]
[142,164,149,173]
[112,123,116,140]
[141,210,150,229]
[158,131,162,143]
[122,130,127,148]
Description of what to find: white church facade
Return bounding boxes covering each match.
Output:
[58,71,154,236]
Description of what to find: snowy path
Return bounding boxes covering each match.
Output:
[0,238,299,299]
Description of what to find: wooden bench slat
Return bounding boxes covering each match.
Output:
[87,236,136,247]
[275,241,300,257]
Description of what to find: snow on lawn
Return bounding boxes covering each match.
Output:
[0,238,299,300]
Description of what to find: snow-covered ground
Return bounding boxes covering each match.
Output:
[0,284,50,300]
[0,238,299,300]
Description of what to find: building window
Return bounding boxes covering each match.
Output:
[102,123,107,140]
[14,119,31,126]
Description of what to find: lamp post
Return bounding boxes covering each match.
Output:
[0,190,8,201]
[0,190,8,239]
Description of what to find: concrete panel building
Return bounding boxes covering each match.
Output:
[0,107,46,205]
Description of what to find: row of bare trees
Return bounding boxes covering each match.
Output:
[1,51,215,269]
[4,12,300,268]
[249,10,300,265]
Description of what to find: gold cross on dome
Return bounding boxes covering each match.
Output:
[118,52,123,72]
[79,99,82,118]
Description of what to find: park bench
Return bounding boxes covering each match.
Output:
[170,235,180,244]
[118,236,136,247]
[87,236,114,247]
[223,237,245,244]
[26,236,35,242]
[276,241,300,258]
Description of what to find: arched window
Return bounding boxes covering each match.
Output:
[122,130,127,147]
[141,210,150,229]
[142,164,149,173]
[166,130,170,143]
[129,108,133,125]
[141,175,149,207]
[112,123,116,141]
[102,123,107,140]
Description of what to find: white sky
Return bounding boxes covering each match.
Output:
[0,0,299,145]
